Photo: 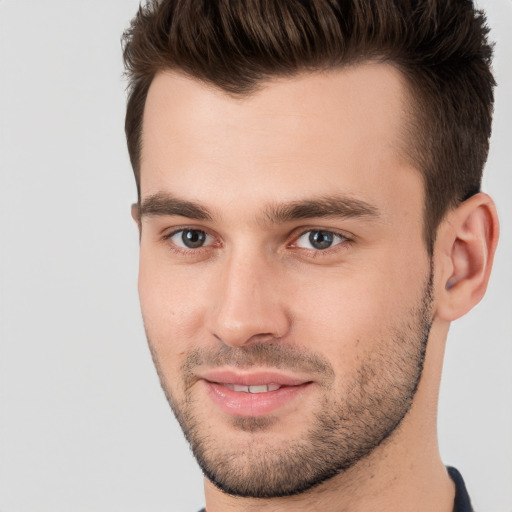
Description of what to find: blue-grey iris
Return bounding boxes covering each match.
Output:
[309,231,334,250]
[182,229,206,248]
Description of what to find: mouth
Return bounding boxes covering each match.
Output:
[199,369,314,417]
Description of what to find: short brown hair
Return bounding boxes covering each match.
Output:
[122,0,495,252]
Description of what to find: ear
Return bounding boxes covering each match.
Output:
[131,203,141,226]
[434,193,499,322]
[131,203,142,242]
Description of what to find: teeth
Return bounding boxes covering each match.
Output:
[249,385,268,394]
[225,384,282,393]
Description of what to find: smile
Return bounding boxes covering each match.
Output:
[199,369,313,417]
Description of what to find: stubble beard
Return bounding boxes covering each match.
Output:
[146,271,434,499]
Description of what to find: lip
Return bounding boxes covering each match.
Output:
[199,368,313,417]
[201,369,310,387]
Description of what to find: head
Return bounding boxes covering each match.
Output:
[122,0,498,502]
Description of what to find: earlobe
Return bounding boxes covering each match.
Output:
[434,193,499,322]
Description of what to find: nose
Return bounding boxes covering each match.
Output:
[206,251,291,348]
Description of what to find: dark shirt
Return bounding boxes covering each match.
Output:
[448,466,474,512]
[197,466,473,512]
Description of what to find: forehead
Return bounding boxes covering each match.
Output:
[140,63,421,219]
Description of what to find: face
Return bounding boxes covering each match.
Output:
[137,64,433,498]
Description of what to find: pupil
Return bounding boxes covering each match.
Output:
[182,230,206,248]
[309,231,333,250]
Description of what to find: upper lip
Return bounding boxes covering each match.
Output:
[199,368,312,387]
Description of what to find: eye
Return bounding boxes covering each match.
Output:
[295,230,347,250]
[167,229,212,249]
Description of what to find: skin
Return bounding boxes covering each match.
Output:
[135,63,499,511]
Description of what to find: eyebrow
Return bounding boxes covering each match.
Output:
[263,196,380,224]
[139,192,213,221]
[138,192,380,224]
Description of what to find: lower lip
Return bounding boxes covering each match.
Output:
[204,381,312,417]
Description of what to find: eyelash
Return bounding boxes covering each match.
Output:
[161,227,353,257]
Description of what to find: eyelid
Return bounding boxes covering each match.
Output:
[292,226,352,241]
[162,225,213,239]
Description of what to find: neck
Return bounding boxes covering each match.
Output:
[204,321,455,512]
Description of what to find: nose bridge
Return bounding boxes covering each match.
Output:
[208,244,290,347]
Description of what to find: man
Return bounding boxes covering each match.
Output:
[122,1,499,511]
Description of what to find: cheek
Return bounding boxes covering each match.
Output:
[287,255,428,368]
[138,251,208,359]
[288,276,386,368]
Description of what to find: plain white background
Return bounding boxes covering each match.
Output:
[0,1,510,511]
